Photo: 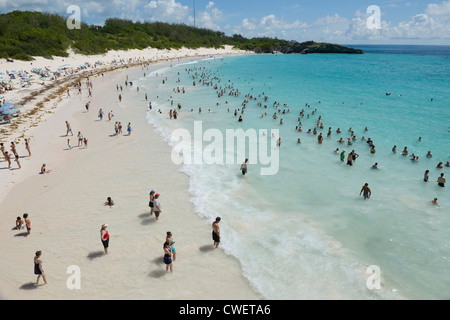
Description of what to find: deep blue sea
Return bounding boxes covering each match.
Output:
[135,45,449,299]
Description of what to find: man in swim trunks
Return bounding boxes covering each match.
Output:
[241,159,248,175]
[153,194,162,220]
[23,213,31,234]
[437,173,445,187]
[212,217,221,248]
[360,183,371,200]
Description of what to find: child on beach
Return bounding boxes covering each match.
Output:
[105,197,115,207]
[15,154,21,169]
[23,213,31,235]
[40,163,51,174]
[16,216,24,230]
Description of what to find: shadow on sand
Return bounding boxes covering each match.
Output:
[148,269,167,278]
[19,282,41,290]
[199,245,215,253]
[87,251,105,260]
[14,232,29,237]
[138,212,156,226]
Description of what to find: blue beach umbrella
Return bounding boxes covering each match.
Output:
[0,107,18,114]
[0,102,14,110]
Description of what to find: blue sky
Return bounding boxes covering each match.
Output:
[1,0,450,44]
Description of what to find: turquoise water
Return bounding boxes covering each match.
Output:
[135,46,449,299]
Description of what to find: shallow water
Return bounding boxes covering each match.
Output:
[133,47,449,299]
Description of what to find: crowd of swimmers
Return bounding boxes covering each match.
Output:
[150,61,448,207]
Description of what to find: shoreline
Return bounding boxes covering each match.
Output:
[0,47,262,299]
[0,46,252,204]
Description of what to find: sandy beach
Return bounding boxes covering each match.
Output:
[0,46,261,299]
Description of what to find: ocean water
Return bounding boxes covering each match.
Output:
[132,46,449,300]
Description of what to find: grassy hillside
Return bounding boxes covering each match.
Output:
[0,11,361,61]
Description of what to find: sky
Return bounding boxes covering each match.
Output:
[1,0,450,44]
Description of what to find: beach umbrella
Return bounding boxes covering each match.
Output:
[0,106,13,112]
[0,102,14,109]
[0,107,18,114]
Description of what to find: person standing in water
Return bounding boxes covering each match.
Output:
[360,183,371,200]
[241,159,248,175]
[437,173,445,187]
[424,170,430,182]
[340,150,346,162]
[212,217,221,248]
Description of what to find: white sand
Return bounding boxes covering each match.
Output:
[0,46,261,299]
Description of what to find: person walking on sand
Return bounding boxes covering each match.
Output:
[127,123,132,135]
[65,121,73,136]
[25,138,31,156]
[149,190,155,215]
[98,108,104,121]
[0,143,5,159]
[23,213,31,235]
[153,193,162,220]
[163,241,173,272]
[212,217,221,248]
[100,224,110,254]
[34,251,47,285]
[360,183,371,200]
[15,154,21,169]
[166,231,176,261]
[4,151,11,169]
[11,142,18,157]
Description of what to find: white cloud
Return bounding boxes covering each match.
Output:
[187,1,224,30]
[426,0,450,15]
[145,0,190,23]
